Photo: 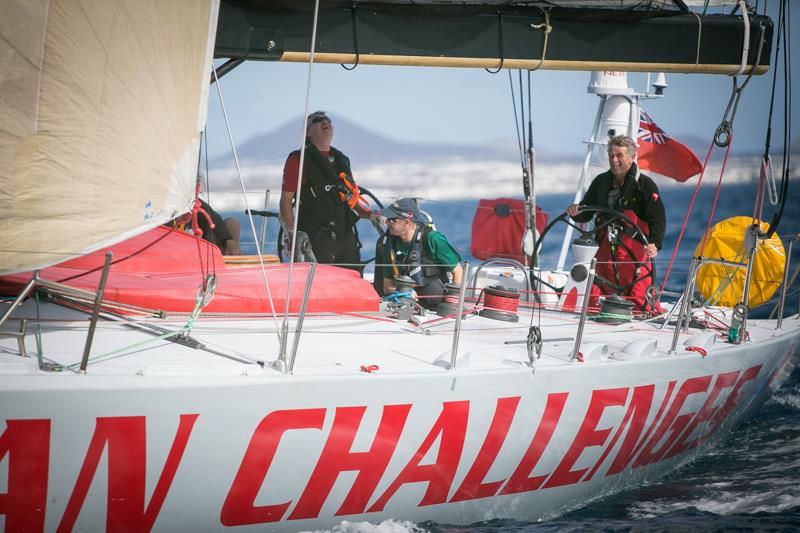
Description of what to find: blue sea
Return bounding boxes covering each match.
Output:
[230,182,800,532]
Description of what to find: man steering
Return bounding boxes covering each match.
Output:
[566,135,665,312]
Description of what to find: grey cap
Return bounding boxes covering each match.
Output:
[378,198,423,223]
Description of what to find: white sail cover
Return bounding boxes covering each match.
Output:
[0,0,219,274]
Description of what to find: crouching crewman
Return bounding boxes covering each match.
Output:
[378,198,463,310]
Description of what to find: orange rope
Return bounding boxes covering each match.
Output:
[338,172,369,210]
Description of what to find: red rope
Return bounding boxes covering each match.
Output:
[661,135,732,291]
[483,287,520,313]
[698,139,734,257]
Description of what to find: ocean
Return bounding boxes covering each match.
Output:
[228,181,800,532]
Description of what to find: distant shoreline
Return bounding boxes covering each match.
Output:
[205,156,799,209]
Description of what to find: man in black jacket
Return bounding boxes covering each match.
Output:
[279,111,374,272]
[566,135,665,313]
[567,135,665,257]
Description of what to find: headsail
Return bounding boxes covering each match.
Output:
[0,0,220,275]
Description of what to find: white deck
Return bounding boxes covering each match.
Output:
[1,298,796,379]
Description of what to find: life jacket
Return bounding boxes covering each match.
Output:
[592,209,661,314]
[380,226,449,290]
[293,144,359,239]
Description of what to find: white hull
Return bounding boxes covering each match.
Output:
[2,301,798,531]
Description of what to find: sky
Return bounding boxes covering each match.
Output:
[205,3,797,162]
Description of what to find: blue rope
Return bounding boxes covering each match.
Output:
[383,291,413,304]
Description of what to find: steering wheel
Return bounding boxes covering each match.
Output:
[277,186,384,263]
[534,206,655,296]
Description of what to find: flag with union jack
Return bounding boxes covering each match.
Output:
[636,108,702,182]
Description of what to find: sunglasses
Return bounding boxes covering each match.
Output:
[309,116,331,126]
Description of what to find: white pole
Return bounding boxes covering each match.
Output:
[556,96,606,271]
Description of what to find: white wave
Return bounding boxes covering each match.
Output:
[301,519,429,533]
[770,391,800,410]
[629,486,800,518]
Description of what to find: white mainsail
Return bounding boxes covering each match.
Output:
[0,0,219,275]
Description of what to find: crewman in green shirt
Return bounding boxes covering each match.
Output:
[378,198,463,310]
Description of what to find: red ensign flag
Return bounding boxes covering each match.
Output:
[637,109,702,182]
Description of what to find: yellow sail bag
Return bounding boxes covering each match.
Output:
[694,216,785,308]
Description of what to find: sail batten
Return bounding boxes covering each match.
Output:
[0,0,219,275]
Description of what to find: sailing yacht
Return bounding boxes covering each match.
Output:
[1,1,797,531]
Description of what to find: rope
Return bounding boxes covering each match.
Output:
[482,287,520,313]
[699,140,735,257]
[508,70,526,172]
[337,172,369,209]
[211,67,281,339]
[735,0,751,76]
[529,10,552,72]
[341,4,360,71]
[660,119,733,291]
[485,10,504,74]
[594,311,631,322]
[713,20,765,148]
[65,288,207,371]
[34,291,44,369]
[691,11,703,68]
[285,0,322,336]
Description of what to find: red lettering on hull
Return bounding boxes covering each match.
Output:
[499,392,569,495]
[369,401,470,512]
[3,363,769,529]
[633,375,712,468]
[664,370,739,459]
[0,419,50,533]
[57,414,198,533]
[221,409,325,525]
[451,396,521,502]
[544,388,628,488]
[290,404,412,519]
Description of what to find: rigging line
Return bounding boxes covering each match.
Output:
[527,70,533,154]
[187,130,209,287]
[518,69,527,192]
[713,18,766,147]
[508,70,525,171]
[761,0,784,209]
[202,128,217,277]
[199,132,211,279]
[690,11,702,67]
[767,0,791,238]
[485,10,505,74]
[660,141,715,291]
[734,0,751,76]
[698,139,735,258]
[341,4,360,71]
[210,67,281,337]
[54,230,174,284]
[284,0,322,348]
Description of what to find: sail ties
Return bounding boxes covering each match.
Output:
[485,10,505,74]
[528,10,552,72]
[690,11,703,68]
[341,4,360,71]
